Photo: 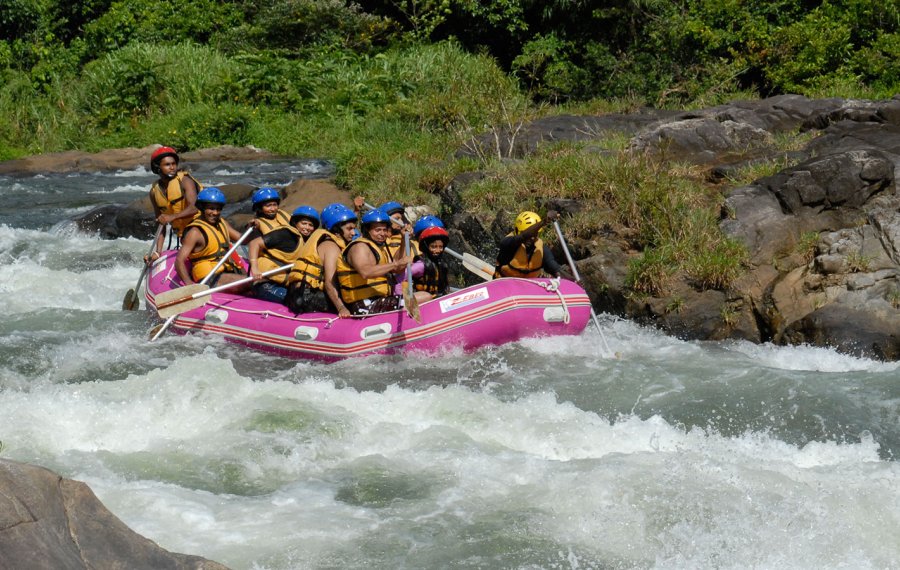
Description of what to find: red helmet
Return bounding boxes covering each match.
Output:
[150,146,179,174]
[419,226,449,244]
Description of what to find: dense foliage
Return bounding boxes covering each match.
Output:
[2,0,898,294]
[3,0,900,159]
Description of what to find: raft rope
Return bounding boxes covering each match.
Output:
[504,276,573,324]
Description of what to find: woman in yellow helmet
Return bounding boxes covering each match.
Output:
[495,209,571,279]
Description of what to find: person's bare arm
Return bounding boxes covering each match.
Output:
[320,241,350,318]
[247,237,264,279]
[175,228,203,285]
[348,243,407,279]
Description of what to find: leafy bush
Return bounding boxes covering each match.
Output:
[149,103,253,151]
[83,0,242,54]
[76,42,239,127]
[237,0,396,53]
[380,41,526,130]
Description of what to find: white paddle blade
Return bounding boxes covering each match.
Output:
[462,253,494,281]
[154,284,210,318]
[156,296,208,318]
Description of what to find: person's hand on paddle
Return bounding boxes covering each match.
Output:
[545,209,560,223]
[143,250,161,266]
[248,259,262,281]
[353,196,366,212]
[390,254,411,273]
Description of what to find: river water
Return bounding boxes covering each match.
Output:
[0,161,898,569]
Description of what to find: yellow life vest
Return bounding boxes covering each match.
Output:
[186,218,240,282]
[149,171,202,236]
[387,233,420,258]
[255,209,303,285]
[497,234,544,278]
[336,238,392,304]
[287,228,344,290]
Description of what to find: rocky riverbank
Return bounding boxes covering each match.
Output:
[2,95,898,360]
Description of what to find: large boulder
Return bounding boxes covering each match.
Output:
[445,95,900,360]
[0,459,229,570]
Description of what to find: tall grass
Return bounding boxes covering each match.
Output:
[460,143,747,293]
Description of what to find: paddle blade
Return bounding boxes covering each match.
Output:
[122,289,138,310]
[403,282,421,323]
[462,253,494,281]
[157,296,208,318]
[154,283,210,318]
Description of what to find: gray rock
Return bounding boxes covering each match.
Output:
[0,459,229,570]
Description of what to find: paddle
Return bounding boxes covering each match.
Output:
[123,225,164,310]
[444,247,494,281]
[150,226,255,341]
[154,264,293,318]
[552,220,613,357]
[402,233,421,322]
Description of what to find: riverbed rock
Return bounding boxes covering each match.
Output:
[0,459,229,570]
[0,144,279,175]
[448,94,900,360]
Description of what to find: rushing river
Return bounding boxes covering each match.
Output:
[0,161,898,569]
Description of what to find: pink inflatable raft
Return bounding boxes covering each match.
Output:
[146,250,591,361]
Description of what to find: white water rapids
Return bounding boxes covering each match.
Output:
[0,166,898,569]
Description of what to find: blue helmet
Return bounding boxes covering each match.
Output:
[361,208,391,227]
[196,187,226,206]
[380,201,405,216]
[290,205,320,228]
[413,214,444,239]
[251,187,281,208]
[321,203,357,233]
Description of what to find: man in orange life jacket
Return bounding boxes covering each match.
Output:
[147,146,200,260]
[174,188,249,291]
[286,203,358,317]
[495,210,572,279]
[336,208,419,315]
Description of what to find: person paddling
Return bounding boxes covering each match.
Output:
[495,210,572,279]
[245,188,304,303]
[286,203,357,316]
[336,208,423,315]
[175,188,249,291]
[147,146,201,261]
[380,201,414,259]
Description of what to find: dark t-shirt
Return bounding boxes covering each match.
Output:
[496,236,563,276]
[249,227,300,253]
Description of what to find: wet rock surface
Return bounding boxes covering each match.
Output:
[0,459,229,570]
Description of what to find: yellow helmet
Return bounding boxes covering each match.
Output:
[514,211,541,234]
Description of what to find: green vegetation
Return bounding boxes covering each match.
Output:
[3,0,898,295]
[888,288,900,309]
[797,231,821,263]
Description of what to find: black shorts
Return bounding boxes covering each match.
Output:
[346,295,402,315]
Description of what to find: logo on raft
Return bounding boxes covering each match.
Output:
[439,287,489,313]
